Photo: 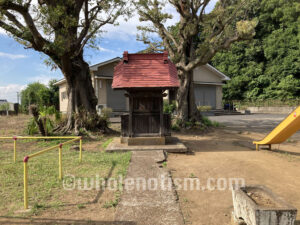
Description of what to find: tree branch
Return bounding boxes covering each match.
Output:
[76,10,120,56]
[0,1,49,51]
[0,20,33,45]
[3,11,25,31]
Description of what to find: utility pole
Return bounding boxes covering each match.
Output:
[17,92,19,104]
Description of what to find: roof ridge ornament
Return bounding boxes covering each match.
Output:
[123,51,128,64]
[163,51,168,64]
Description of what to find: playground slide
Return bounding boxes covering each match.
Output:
[253,106,300,150]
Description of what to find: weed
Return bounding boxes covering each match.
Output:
[189,173,197,178]
[103,191,121,208]
[102,138,113,149]
[77,204,86,209]
[183,198,189,203]
[162,161,167,168]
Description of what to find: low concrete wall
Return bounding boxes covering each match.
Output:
[232,185,297,225]
[247,106,296,114]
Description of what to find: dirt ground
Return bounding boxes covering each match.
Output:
[2,114,300,225]
[169,128,300,225]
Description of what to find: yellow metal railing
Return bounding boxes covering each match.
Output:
[23,137,82,209]
[0,136,83,209]
[0,136,82,163]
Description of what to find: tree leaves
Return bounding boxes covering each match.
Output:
[212,0,300,101]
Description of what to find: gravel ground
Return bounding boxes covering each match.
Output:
[208,113,300,139]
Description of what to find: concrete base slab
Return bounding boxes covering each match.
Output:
[121,137,166,146]
[106,137,187,153]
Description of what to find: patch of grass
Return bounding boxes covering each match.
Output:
[77,204,86,209]
[0,140,131,216]
[202,116,221,128]
[102,138,113,149]
[102,190,121,209]
[31,203,47,215]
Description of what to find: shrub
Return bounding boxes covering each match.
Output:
[26,118,39,135]
[171,123,180,131]
[185,121,193,127]
[26,105,58,136]
[73,108,110,133]
[163,101,176,114]
[197,105,212,112]
[101,107,113,119]
[202,116,220,127]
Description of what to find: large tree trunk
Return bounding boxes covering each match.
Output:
[60,54,98,133]
[176,70,201,125]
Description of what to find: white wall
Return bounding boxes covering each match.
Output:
[193,66,223,83]
[193,65,225,110]
[59,82,68,113]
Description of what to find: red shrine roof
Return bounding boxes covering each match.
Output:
[112,51,179,89]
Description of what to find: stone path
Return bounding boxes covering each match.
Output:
[115,150,184,225]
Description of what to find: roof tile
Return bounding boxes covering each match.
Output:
[112,51,179,89]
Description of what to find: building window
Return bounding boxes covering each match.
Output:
[61,91,67,101]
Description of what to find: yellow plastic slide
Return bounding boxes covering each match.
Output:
[253,106,300,150]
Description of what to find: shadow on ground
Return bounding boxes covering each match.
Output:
[46,162,116,209]
[0,217,136,225]
[265,148,300,157]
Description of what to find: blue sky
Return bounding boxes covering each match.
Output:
[0,32,148,102]
[0,1,217,103]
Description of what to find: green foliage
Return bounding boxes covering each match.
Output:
[101,107,113,120]
[72,108,109,132]
[0,102,9,111]
[25,106,60,136]
[38,106,57,136]
[197,105,212,112]
[136,0,258,67]
[21,80,59,113]
[171,123,180,131]
[202,116,220,128]
[26,118,39,135]
[102,138,113,149]
[163,101,176,114]
[185,121,193,127]
[48,80,59,110]
[212,0,300,101]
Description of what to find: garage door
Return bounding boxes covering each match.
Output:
[106,80,127,111]
[194,85,216,109]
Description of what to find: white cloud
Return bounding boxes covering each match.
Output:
[0,84,26,103]
[28,75,52,85]
[101,1,217,41]
[98,46,115,53]
[102,4,179,41]
[0,28,7,35]
[27,63,63,85]
[0,51,28,60]
[28,73,62,85]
